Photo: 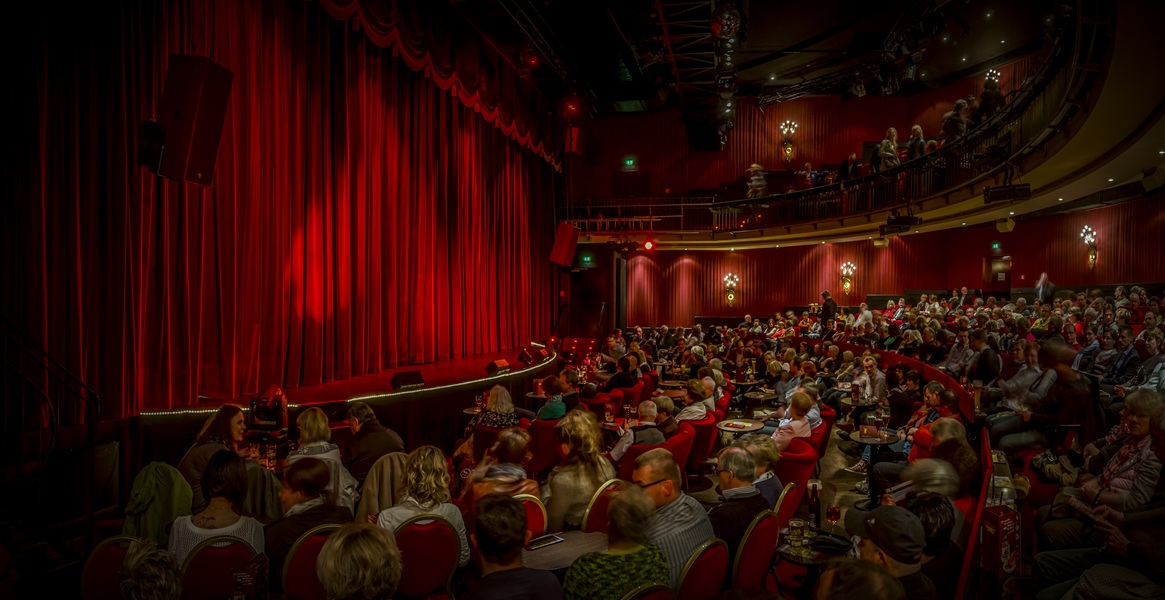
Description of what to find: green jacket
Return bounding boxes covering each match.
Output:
[122,462,192,546]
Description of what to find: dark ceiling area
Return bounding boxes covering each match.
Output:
[453,0,1061,146]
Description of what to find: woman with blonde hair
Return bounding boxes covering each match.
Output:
[878,127,902,169]
[545,410,616,531]
[285,407,360,512]
[317,523,403,600]
[375,446,470,567]
[457,385,522,461]
[464,385,520,437]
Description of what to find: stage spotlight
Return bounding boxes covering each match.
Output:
[486,359,511,376]
[644,240,654,250]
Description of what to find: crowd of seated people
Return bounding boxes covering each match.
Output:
[95,281,1165,599]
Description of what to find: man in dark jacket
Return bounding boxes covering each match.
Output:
[265,457,354,592]
[601,356,640,393]
[708,446,771,568]
[820,290,839,323]
[342,401,405,481]
[967,329,1002,386]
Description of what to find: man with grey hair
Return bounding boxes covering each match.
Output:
[709,446,770,566]
[634,449,715,586]
[610,400,665,461]
[343,401,405,481]
[701,376,718,411]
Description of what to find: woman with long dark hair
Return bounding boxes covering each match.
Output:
[177,405,248,512]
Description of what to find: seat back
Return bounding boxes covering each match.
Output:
[581,479,626,534]
[772,439,818,523]
[732,511,779,589]
[620,583,674,600]
[685,414,719,472]
[283,524,341,600]
[623,381,646,413]
[81,536,136,600]
[514,494,548,538]
[181,536,259,600]
[617,422,696,480]
[675,539,729,600]
[816,404,838,459]
[394,514,461,597]
[524,419,561,476]
[773,482,798,531]
[586,389,625,418]
[473,424,505,462]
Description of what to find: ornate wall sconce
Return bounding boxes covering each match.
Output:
[1081,226,1097,269]
[780,120,797,163]
[840,262,856,296]
[724,273,740,307]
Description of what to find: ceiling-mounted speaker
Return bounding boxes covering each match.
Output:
[872,237,890,248]
[550,222,581,267]
[996,218,1016,233]
[486,359,511,377]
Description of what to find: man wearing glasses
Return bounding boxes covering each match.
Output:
[632,449,715,586]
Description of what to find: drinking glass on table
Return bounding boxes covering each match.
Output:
[788,518,807,547]
[827,499,841,525]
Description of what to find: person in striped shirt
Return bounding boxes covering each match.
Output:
[631,448,715,586]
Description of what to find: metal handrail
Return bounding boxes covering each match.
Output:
[563,1,1108,234]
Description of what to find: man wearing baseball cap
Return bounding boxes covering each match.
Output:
[845,505,938,600]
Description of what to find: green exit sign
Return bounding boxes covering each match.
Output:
[622,154,639,172]
[991,242,1001,250]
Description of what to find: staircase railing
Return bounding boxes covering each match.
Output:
[0,317,100,546]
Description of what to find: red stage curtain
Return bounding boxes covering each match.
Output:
[1,0,556,417]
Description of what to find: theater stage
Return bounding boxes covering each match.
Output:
[129,347,560,482]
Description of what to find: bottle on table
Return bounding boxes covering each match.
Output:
[807,479,822,531]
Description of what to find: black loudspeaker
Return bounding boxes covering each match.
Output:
[144,54,233,186]
[550,222,581,267]
[390,370,425,392]
[486,359,511,376]
[518,349,534,365]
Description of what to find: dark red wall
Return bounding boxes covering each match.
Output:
[569,55,1038,199]
[620,194,1165,325]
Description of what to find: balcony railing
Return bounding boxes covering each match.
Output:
[563,0,1108,234]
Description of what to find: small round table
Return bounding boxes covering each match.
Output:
[462,406,482,415]
[743,390,779,418]
[522,531,609,572]
[776,527,852,594]
[716,419,765,436]
[659,380,686,389]
[851,431,899,508]
[654,389,687,399]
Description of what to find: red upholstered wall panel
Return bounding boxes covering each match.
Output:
[625,194,1165,325]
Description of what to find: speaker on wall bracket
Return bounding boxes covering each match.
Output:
[137,54,233,186]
